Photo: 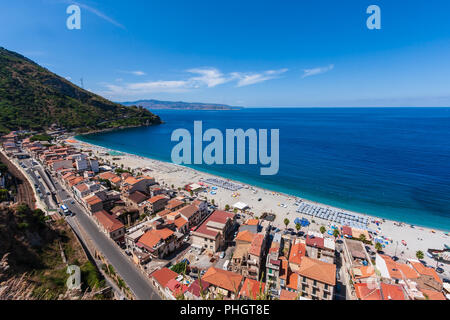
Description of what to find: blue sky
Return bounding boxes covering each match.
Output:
[1,0,450,107]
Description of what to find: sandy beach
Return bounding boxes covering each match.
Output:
[68,136,449,272]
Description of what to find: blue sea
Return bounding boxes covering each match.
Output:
[77,108,450,231]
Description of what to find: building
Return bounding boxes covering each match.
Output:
[288,239,306,272]
[83,194,103,213]
[147,195,169,214]
[150,267,179,297]
[122,176,155,195]
[232,231,267,281]
[192,199,208,218]
[98,171,122,187]
[177,204,202,227]
[92,210,125,242]
[125,191,150,214]
[297,257,336,300]
[166,198,185,212]
[137,228,183,258]
[201,267,244,299]
[73,181,102,199]
[266,233,283,294]
[239,278,266,300]
[185,279,211,300]
[305,231,335,264]
[191,210,235,253]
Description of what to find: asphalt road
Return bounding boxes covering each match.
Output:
[18,154,160,300]
[52,179,161,300]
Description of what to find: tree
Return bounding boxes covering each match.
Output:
[359,234,367,242]
[320,226,326,234]
[284,218,290,229]
[211,199,215,205]
[375,242,383,252]
[225,204,230,211]
[295,223,301,233]
[333,229,340,239]
[416,250,424,260]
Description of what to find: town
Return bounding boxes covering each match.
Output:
[1,128,449,301]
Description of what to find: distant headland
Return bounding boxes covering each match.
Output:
[119,99,243,111]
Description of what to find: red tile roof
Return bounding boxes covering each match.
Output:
[178,204,199,219]
[166,278,188,296]
[239,278,266,300]
[306,235,324,249]
[187,279,211,298]
[128,191,149,204]
[93,210,124,233]
[354,283,382,300]
[193,210,234,238]
[235,230,254,243]
[396,263,419,279]
[249,234,264,257]
[380,255,403,279]
[166,198,185,209]
[201,267,243,293]
[420,289,446,300]
[280,289,298,300]
[380,283,406,300]
[138,228,174,250]
[409,260,442,283]
[288,242,306,265]
[174,217,188,229]
[286,272,299,291]
[148,195,168,204]
[150,267,179,288]
[298,257,336,286]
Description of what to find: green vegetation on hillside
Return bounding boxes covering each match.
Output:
[0,204,107,299]
[0,47,161,134]
[30,133,52,142]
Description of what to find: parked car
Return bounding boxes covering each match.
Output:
[220,252,226,259]
[436,267,444,274]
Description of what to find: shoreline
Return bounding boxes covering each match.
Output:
[74,133,450,233]
[70,135,449,233]
[67,135,449,266]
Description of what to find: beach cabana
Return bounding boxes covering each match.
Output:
[233,202,249,211]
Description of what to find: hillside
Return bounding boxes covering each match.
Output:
[0,204,108,300]
[0,47,161,134]
[120,99,242,110]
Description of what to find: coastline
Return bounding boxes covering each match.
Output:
[68,135,449,263]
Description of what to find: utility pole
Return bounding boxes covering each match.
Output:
[80,78,84,89]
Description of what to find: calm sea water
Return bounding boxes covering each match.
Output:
[77,108,450,231]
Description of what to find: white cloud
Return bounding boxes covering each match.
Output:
[129,71,146,76]
[231,69,288,87]
[100,67,288,99]
[302,64,334,78]
[187,68,230,88]
[119,70,147,76]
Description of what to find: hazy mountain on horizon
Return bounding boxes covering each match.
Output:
[119,99,243,110]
